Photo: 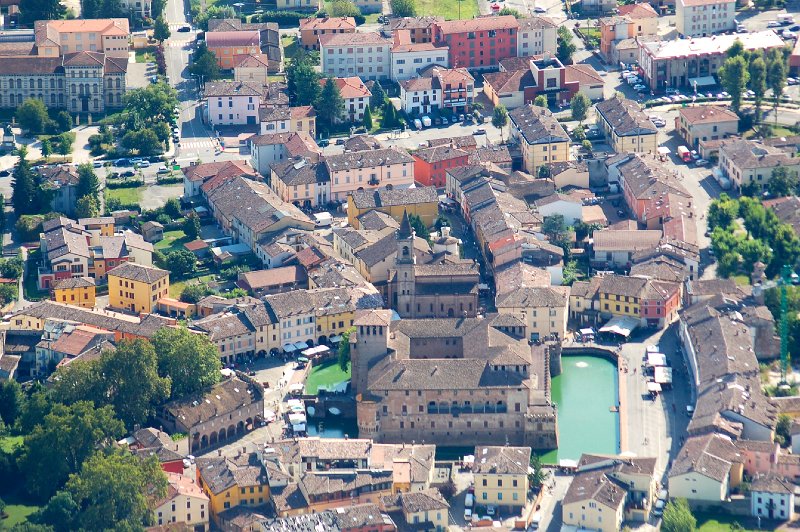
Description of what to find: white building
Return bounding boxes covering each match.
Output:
[750,475,795,521]
[534,193,583,225]
[153,472,210,530]
[120,0,152,17]
[399,77,440,115]
[320,32,392,81]
[204,80,265,126]
[676,0,736,37]
[390,30,449,81]
[516,17,558,58]
[320,77,372,123]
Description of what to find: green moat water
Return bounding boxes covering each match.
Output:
[540,354,620,464]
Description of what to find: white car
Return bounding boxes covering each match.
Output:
[768,21,781,28]
[633,84,647,92]
[695,158,709,166]
[653,499,666,517]
[783,30,797,39]
[486,505,496,516]
[413,118,422,129]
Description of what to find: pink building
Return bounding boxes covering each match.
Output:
[324,148,415,203]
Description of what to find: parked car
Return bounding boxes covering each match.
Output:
[157,166,170,175]
[318,138,330,147]
[413,118,422,129]
[335,138,346,145]
[534,5,546,12]
[137,160,151,168]
[92,161,103,168]
[665,88,680,95]
[695,158,709,166]
[473,128,486,135]
[653,499,665,517]
[486,505,496,516]
[633,84,647,92]
[767,21,782,28]
[121,170,136,178]
[421,115,432,127]
[0,170,9,177]
[115,158,131,167]
[177,25,191,32]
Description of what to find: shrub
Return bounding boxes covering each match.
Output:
[258,11,311,27]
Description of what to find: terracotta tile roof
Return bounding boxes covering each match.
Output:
[325,147,414,172]
[184,239,208,251]
[50,327,108,356]
[518,16,558,30]
[351,186,438,209]
[182,160,255,183]
[435,15,518,35]
[388,16,443,31]
[233,53,271,69]
[290,105,315,119]
[164,377,262,430]
[318,32,391,47]
[678,105,738,124]
[107,262,169,283]
[239,266,306,290]
[565,64,604,85]
[204,80,268,97]
[62,50,105,67]
[36,19,130,45]
[320,76,371,100]
[206,30,260,48]
[593,229,662,252]
[271,158,329,187]
[428,135,477,151]
[391,29,448,52]
[400,76,435,92]
[413,145,469,164]
[196,451,267,494]
[52,276,95,290]
[618,2,658,17]
[299,16,356,31]
[483,69,535,95]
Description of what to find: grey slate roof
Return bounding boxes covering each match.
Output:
[325,148,414,172]
[509,105,569,145]
[596,96,657,137]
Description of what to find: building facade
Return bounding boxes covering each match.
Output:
[676,0,736,37]
[107,262,169,314]
[299,17,356,50]
[508,104,570,174]
[432,16,518,70]
[320,32,392,81]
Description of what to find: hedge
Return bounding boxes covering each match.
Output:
[257,11,315,27]
[105,178,145,189]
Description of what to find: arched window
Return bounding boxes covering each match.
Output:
[50,79,55,89]
[28,78,34,88]
[37,79,42,89]
[93,84,98,94]
[107,78,112,88]
[402,246,409,257]
[115,78,120,88]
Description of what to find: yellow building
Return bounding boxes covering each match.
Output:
[195,453,269,527]
[496,286,570,342]
[382,489,450,531]
[563,454,657,532]
[78,216,115,237]
[347,188,439,229]
[291,106,316,138]
[107,262,169,314]
[473,446,531,513]
[51,276,96,309]
[598,274,647,319]
[595,96,658,155]
[508,105,570,175]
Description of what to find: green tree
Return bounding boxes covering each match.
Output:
[570,92,590,124]
[498,6,524,17]
[338,327,355,371]
[556,26,576,65]
[13,146,47,216]
[533,95,548,108]
[738,238,772,274]
[0,195,5,252]
[55,111,72,133]
[542,214,569,245]
[768,56,787,124]
[76,164,101,203]
[47,450,167,531]
[707,193,739,230]
[20,402,124,500]
[163,197,181,218]
[492,104,509,141]
[727,39,745,58]
[776,413,792,446]
[165,249,197,278]
[286,57,321,107]
[19,0,64,24]
[767,166,798,197]
[188,43,220,84]
[30,491,78,532]
[408,213,430,240]
[661,499,696,532]
[121,129,162,156]
[363,105,373,130]
[329,0,361,17]
[0,256,23,279]
[370,81,386,108]
[390,0,416,16]
[124,82,179,129]
[381,101,397,129]
[719,55,749,114]
[769,224,800,277]
[748,56,767,122]
[16,98,50,135]
[75,196,100,219]
[153,14,171,42]
[56,133,73,159]
[318,77,346,129]
[527,454,549,490]
[41,139,52,159]
[180,283,210,304]
[152,327,221,399]
[0,379,23,427]
[183,213,201,240]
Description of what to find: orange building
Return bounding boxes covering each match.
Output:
[412,145,470,188]
[205,31,260,70]
[299,17,356,51]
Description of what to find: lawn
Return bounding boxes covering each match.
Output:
[733,274,751,286]
[1,491,41,529]
[0,435,22,453]
[413,0,478,19]
[168,273,217,298]
[305,360,351,395]
[695,511,770,531]
[135,46,156,63]
[105,186,145,206]
[281,35,300,61]
[154,229,190,255]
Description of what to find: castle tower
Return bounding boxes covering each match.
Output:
[395,210,416,318]
[351,309,393,396]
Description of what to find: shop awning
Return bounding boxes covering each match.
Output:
[599,316,640,337]
[579,328,595,336]
[293,341,309,351]
[559,459,578,469]
[647,381,662,392]
[654,366,673,384]
[288,413,306,424]
[646,352,667,367]
[282,343,297,353]
[329,335,343,344]
[288,383,304,392]
[302,345,330,357]
[688,76,716,88]
[292,423,306,432]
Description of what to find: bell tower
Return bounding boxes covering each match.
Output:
[395,210,416,318]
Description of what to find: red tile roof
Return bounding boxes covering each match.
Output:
[299,16,356,31]
[435,15,518,35]
[184,240,209,251]
[617,3,658,18]
[206,30,260,48]
[320,76,371,100]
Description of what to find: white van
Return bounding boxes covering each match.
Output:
[313,212,332,228]
[465,493,474,508]
[421,115,432,127]
[414,118,423,129]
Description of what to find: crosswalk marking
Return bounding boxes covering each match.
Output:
[179,140,216,149]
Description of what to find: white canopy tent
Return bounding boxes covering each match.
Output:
[654,366,673,385]
[647,381,662,393]
[646,352,668,367]
[599,316,640,338]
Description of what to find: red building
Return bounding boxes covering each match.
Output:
[640,279,681,328]
[413,145,470,188]
[433,15,519,70]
